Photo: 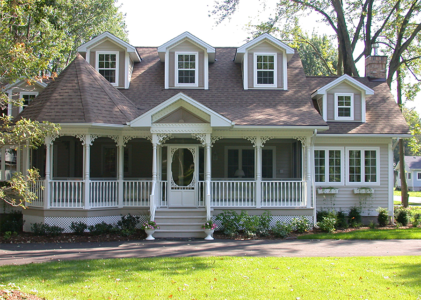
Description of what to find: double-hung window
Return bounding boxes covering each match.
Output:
[19,92,38,113]
[314,148,343,184]
[176,52,198,86]
[335,93,354,120]
[417,172,421,180]
[346,148,379,185]
[96,51,119,86]
[254,53,276,87]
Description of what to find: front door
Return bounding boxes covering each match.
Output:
[168,146,197,207]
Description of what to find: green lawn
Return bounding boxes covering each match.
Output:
[299,227,421,240]
[394,190,421,197]
[394,200,421,206]
[1,257,420,299]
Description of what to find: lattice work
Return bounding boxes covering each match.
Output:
[211,215,313,231]
[44,215,149,233]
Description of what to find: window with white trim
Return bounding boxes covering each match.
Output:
[314,148,343,184]
[96,51,119,86]
[408,173,412,180]
[254,53,277,87]
[176,52,197,86]
[335,93,354,120]
[19,92,38,113]
[346,148,379,184]
[417,172,421,180]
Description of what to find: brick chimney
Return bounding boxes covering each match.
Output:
[365,56,387,79]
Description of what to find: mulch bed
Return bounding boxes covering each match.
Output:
[0,290,45,300]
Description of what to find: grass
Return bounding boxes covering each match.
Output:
[394,200,421,206]
[1,257,421,299]
[298,227,421,240]
[394,190,421,197]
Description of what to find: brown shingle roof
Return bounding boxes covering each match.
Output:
[120,47,327,127]
[17,54,138,124]
[306,76,409,134]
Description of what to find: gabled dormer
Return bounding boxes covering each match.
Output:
[311,74,374,122]
[77,32,141,89]
[158,32,215,90]
[235,33,294,90]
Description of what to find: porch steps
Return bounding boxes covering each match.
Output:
[154,208,208,238]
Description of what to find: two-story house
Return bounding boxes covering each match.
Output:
[4,31,409,237]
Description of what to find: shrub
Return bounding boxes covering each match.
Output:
[412,214,421,227]
[369,221,376,229]
[88,222,116,235]
[376,207,389,227]
[272,221,293,238]
[258,211,272,236]
[47,225,65,236]
[31,223,64,236]
[3,231,17,240]
[117,214,140,235]
[317,210,336,222]
[348,207,362,228]
[335,211,348,229]
[395,208,410,226]
[291,217,310,233]
[0,211,24,233]
[70,221,88,235]
[317,217,336,233]
[216,210,242,236]
[241,212,260,237]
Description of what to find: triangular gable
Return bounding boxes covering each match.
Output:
[156,107,207,123]
[235,33,294,63]
[129,92,232,127]
[157,32,215,62]
[77,32,141,62]
[2,79,47,92]
[312,74,374,97]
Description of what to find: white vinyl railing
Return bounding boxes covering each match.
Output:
[123,180,151,207]
[211,181,256,207]
[28,180,44,207]
[50,180,84,208]
[90,181,118,208]
[198,181,205,207]
[160,181,167,206]
[261,181,305,207]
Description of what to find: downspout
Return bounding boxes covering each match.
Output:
[311,129,317,226]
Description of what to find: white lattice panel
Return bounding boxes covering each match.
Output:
[44,215,149,233]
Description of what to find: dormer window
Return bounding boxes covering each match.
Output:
[255,53,276,87]
[335,93,354,120]
[175,52,198,87]
[96,51,119,86]
[19,92,38,113]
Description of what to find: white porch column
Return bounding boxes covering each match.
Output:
[117,136,124,208]
[1,147,6,181]
[25,141,30,175]
[205,133,211,220]
[150,134,158,219]
[43,137,51,209]
[255,137,262,208]
[83,135,91,209]
[306,137,312,208]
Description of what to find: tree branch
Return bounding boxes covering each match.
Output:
[291,0,338,32]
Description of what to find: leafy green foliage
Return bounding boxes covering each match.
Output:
[317,217,336,233]
[3,231,17,240]
[412,214,421,227]
[88,222,117,235]
[216,210,242,236]
[258,211,272,236]
[395,207,411,226]
[299,227,421,240]
[348,207,362,228]
[117,214,140,236]
[0,210,24,233]
[70,221,88,235]
[376,207,389,227]
[31,222,64,236]
[291,217,310,233]
[272,221,293,238]
[241,212,259,237]
[336,211,348,229]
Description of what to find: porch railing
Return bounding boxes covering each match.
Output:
[90,181,118,208]
[261,180,305,207]
[123,180,151,207]
[50,180,84,208]
[211,181,256,207]
[160,181,167,206]
[28,180,45,207]
[198,181,205,207]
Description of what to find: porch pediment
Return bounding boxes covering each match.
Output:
[129,92,233,128]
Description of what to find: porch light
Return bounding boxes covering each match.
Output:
[234,169,245,178]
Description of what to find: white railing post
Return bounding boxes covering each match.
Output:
[83,135,91,209]
[255,137,262,208]
[43,138,51,209]
[205,133,211,220]
[118,136,124,208]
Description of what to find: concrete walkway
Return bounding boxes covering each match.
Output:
[1,239,421,266]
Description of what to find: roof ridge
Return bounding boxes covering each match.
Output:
[74,55,91,123]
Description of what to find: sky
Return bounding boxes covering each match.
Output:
[117,0,421,114]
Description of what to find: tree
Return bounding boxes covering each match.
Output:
[0,0,127,207]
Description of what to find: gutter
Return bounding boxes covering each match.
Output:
[317,133,411,138]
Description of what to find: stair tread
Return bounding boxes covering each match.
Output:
[158,223,204,226]
[156,229,205,232]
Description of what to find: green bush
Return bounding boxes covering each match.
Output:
[369,221,376,229]
[48,225,65,236]
[336,211,348,229]
[395,208,410,226]
[258,211,272,236]
[291,217,310,233]
[348,207,362,228]
[117,214,140,235]
[272,221,293,238]
[376,207,389,227]
[317,217,336,233]
[31,223,64,236]
[241,212,259,237]
[412,214,421,227]
[3,231,17,240]
[70,221,88,235]
[0,211,24,233]
[216,210,242,236]
[88,222,117,235]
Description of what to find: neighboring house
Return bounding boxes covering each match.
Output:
[395,156,421,191]
[3,31,409,237]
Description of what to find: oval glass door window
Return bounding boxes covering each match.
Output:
[172,148,194,186]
